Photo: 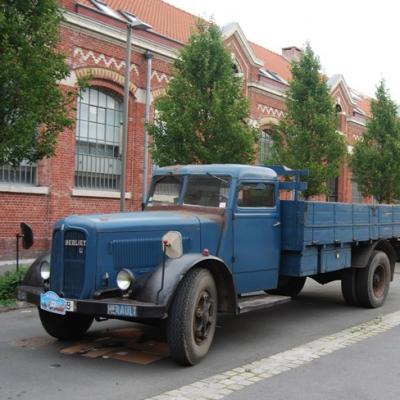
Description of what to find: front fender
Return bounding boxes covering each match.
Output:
[133,253,236,313]
[21,252,50,287]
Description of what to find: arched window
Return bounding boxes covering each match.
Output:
[258,130,273,165]
[75,87,123,190]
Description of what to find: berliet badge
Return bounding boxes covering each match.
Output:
[64,239,87,247]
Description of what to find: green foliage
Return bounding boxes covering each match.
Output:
[351,81,400,203]
[271,44,346,198]
[0,0,74,165]
[0,268,27,305]
[151,21,258,166]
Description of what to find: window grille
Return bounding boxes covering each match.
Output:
[352,181,363,203]
[0,161,37,185]
[259,130,273,165]
[75,87,123,190]
[327,177,339,202]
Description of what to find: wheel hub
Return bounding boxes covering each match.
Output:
[194,291,214,344]
[372,265,385,298]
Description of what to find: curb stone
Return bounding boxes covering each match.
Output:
[0,301,35,314]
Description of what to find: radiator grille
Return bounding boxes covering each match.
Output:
[63,230,86,298]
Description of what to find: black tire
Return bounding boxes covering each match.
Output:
[167,268,217,366]
[341,268,359,306]
[356,251,390,308]
[267,276,306,298]
[38,308,93,340]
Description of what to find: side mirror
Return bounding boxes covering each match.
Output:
[20,222,34,250]
[162,231,183,259]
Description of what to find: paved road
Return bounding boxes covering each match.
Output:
[1,268,400,400]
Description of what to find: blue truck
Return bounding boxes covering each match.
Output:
[19,164,400,365]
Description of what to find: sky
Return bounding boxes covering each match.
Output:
[166,0,400,104]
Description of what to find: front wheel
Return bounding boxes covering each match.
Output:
[356,251,391,308]
[38,308,93,340]
[167,268,217,366]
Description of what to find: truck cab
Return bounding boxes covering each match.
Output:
[147,164,281,294]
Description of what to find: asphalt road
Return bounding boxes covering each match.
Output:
[1,268,400,400]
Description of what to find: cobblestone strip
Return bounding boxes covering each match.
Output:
[146,310,400,400]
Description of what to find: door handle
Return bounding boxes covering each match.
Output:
[273,221,281,227]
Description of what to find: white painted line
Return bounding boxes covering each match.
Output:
[147,310,400,400]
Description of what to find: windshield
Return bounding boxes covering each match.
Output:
[148,174,231,208]
[183,175,231,208]
[148,175,182,206]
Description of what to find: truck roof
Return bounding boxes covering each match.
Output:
[153,164,278,180]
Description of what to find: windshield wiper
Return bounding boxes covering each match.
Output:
[206,172,229,184]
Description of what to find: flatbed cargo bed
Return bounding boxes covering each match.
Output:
[280,200,400,277]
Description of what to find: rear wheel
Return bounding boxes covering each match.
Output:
[341,268,359,306]
[167,268,217,366]
[38,308,93,340]
[356,251,390,308]
[267,276,306,298]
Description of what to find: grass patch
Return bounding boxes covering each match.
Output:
[0,268,28,307]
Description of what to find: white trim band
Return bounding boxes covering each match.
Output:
[0,185,49,195]
[71,188,132,199]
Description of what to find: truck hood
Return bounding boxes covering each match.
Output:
[58,210,202,233]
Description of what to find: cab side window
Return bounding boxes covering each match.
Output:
[237,182,275,207]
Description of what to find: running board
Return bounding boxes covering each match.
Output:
[237,293,291,314]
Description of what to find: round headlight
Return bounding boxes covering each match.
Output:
[40,261,51,280]
[116,269,134,291]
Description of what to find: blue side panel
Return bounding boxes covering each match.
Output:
[280,245,352,277]
[281,201,304,251]
[319,245,351,273]
[394,207,400,236]
[304,202,335,244]
[353,204,371,240]
[280,200,400,277]
[378,206,393,238]
[282,200,400,250]
[281,247,318,276]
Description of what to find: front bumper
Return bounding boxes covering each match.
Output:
[18,285,167,320]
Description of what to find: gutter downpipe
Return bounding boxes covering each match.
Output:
[120,23,132,212]
[142,50,153,210]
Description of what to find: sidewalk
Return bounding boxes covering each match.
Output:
[0,259,35,274]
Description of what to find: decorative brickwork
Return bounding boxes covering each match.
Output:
[75,67,137,94]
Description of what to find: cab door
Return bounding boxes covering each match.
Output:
[233,181,281,293]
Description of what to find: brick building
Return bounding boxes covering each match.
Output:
[0,0,372,261]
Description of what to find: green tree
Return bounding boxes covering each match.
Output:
[271,44,346,198]
[351,81,400,203]
[0,0,74,165]
[151,22,258,166]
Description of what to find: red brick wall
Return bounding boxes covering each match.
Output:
[0,21,158,260]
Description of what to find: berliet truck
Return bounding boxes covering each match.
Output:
[19,164,400,365]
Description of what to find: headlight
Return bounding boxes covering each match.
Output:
[116,269,135,291]
[40,261,51,280]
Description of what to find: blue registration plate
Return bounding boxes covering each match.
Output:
[107,304,137,318]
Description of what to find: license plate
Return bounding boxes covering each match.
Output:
[107,304,137,318]
[40,291,75,315]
